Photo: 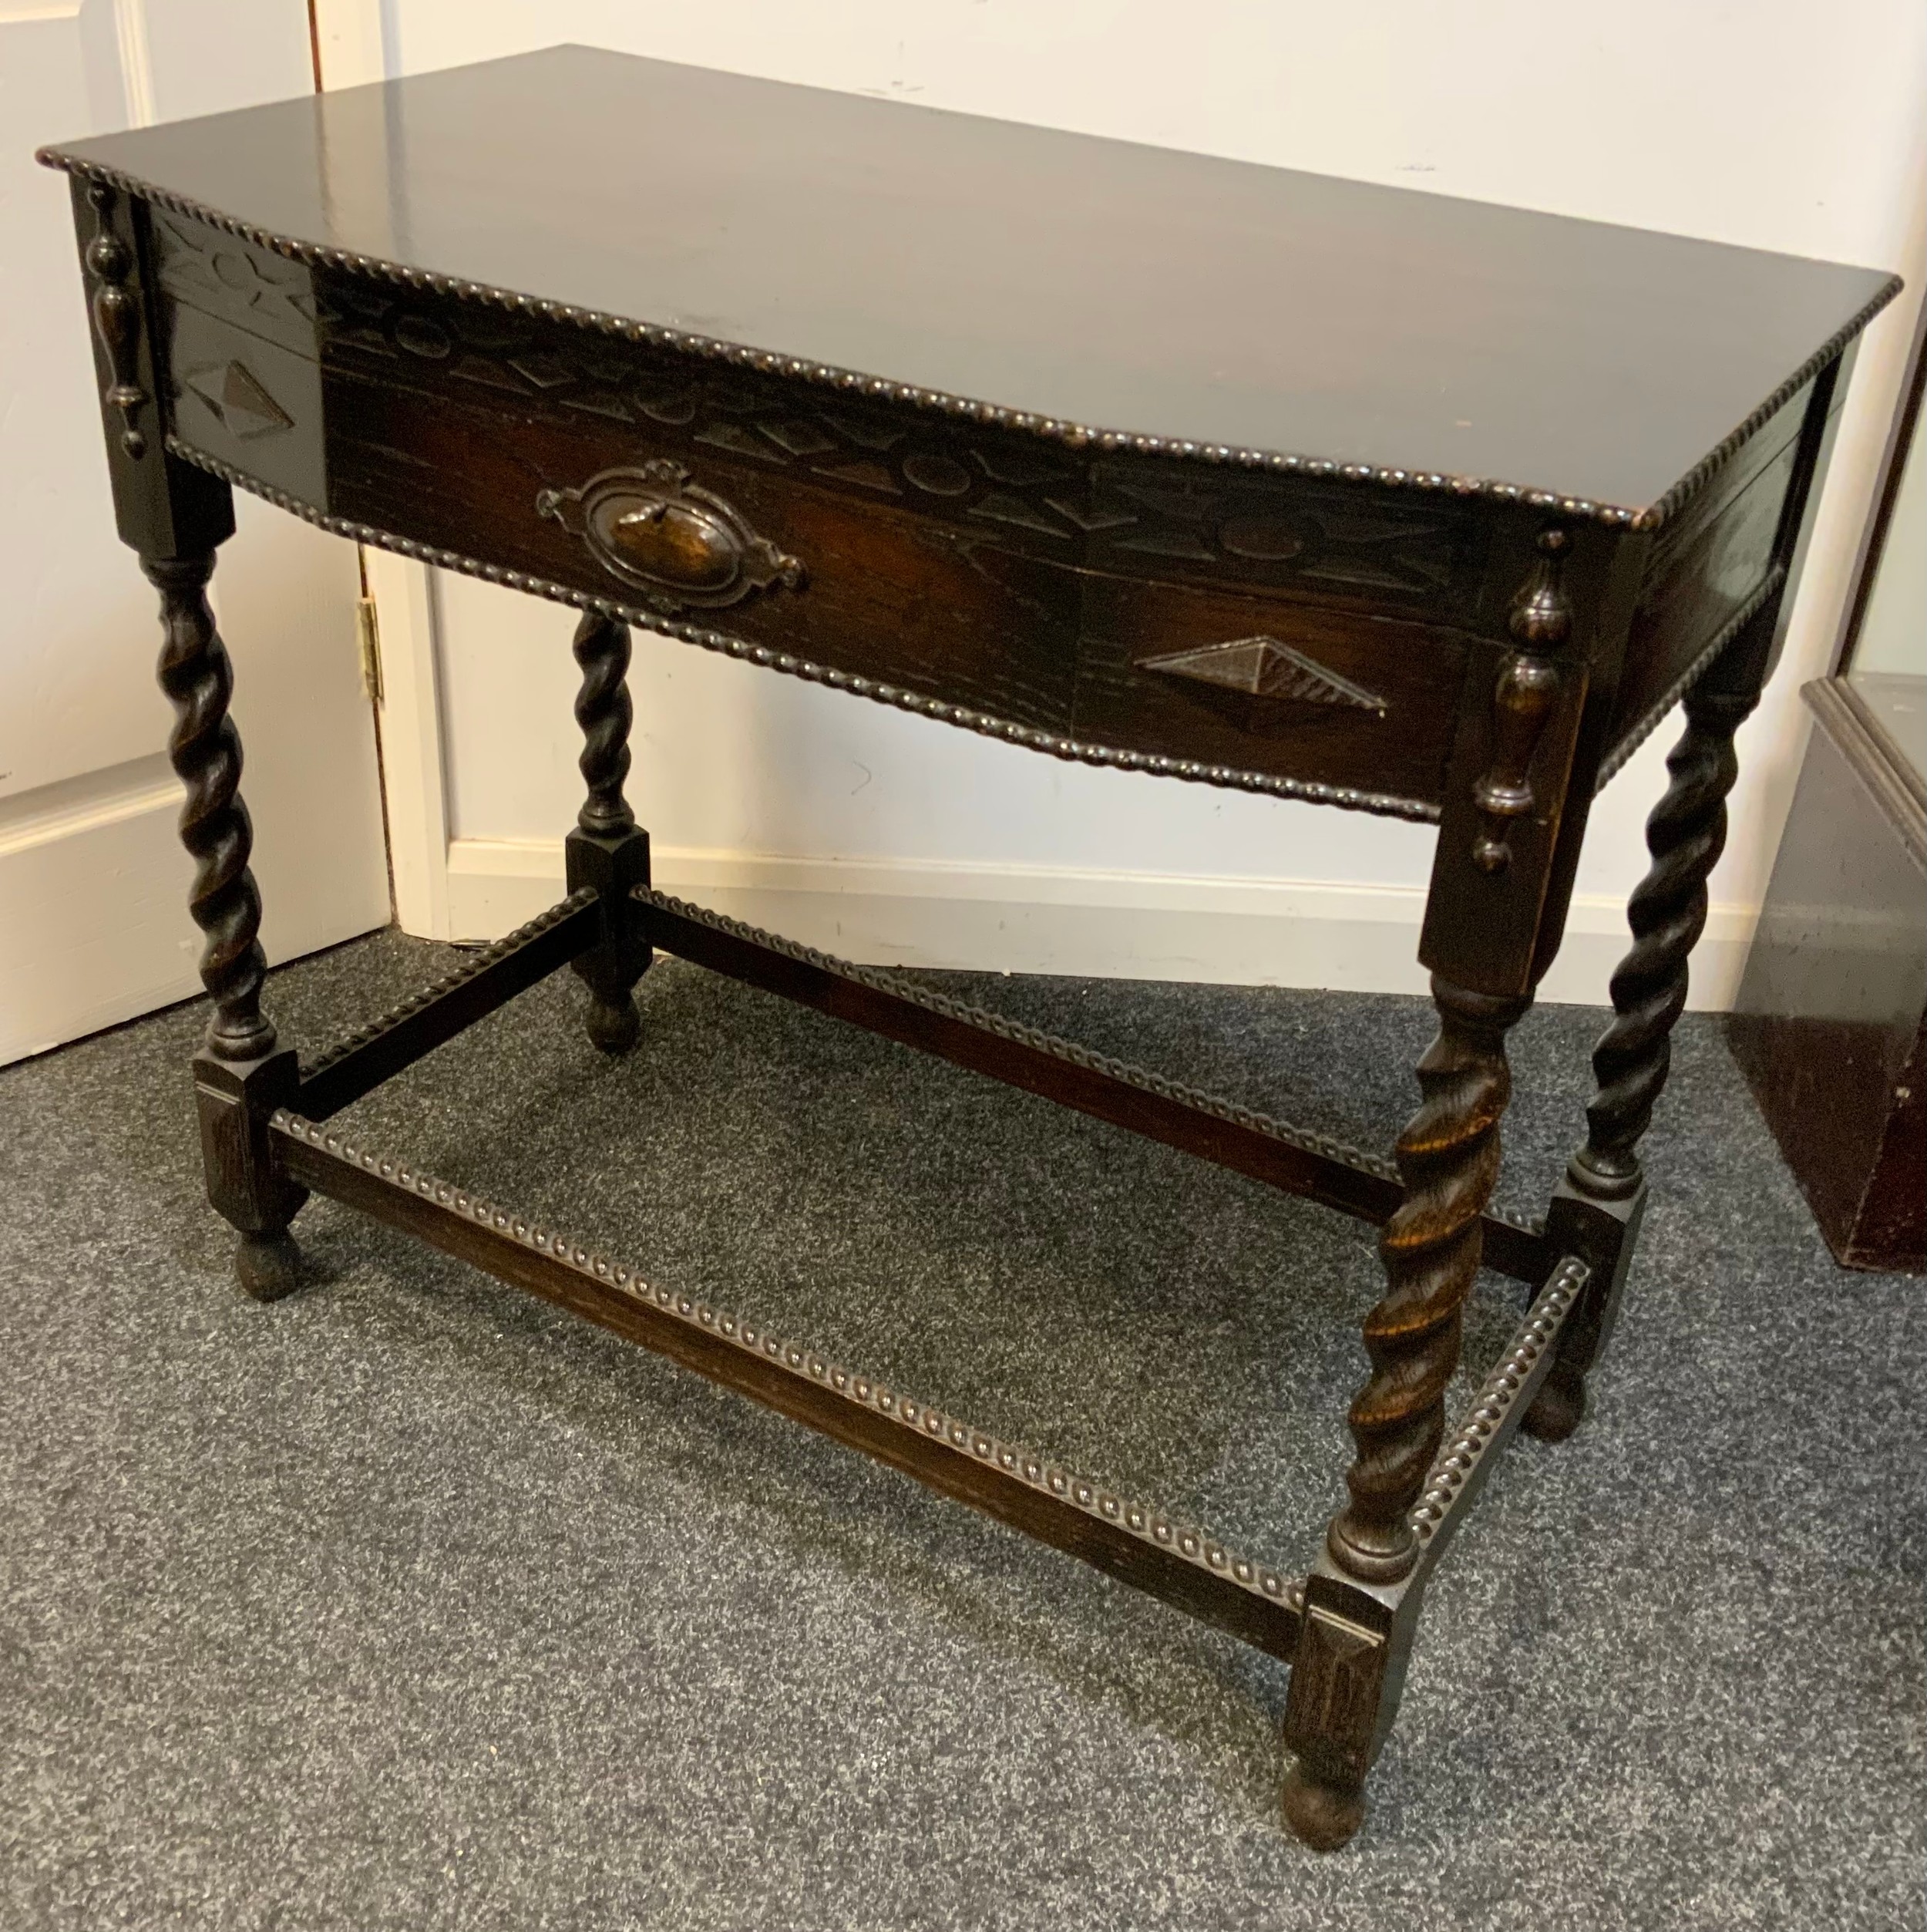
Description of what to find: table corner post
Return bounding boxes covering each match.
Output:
[68,174,310,1298]
[143,547,311,1297]
[1332,516,1589,1567]
[1288,518,1592,1840]
[1531,349,1842,1431]
[1527,587,1783,1438]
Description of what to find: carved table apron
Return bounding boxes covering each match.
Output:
[40,46,1899,1849]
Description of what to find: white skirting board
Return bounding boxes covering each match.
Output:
[444,836,1758,1011]
[0,763,203,1066]
[0,746,388,1069]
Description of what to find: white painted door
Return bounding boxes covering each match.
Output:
[0,0,390,1066]
[341,2,1925,1008]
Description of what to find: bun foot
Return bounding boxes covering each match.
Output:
[1283,1763,1365,1851]
[585,993,641,1055]
[235,1230,304,1302]
[1521,1363,1586,1442]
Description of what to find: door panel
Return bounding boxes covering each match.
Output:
[0,0,389,1065]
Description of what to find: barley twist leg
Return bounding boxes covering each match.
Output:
[146,554,274,1062]
[567,611,651,1052]
[574,609,634,841]
[1282,978,1529,1842]
[1572,685,1751,1196]
[1524,682,1754,1439]
[1327,977,1533,1581]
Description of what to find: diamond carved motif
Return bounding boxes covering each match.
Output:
[182,361,294,441]
[1138,636,1387,715]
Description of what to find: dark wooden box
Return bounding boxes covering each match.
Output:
[1730,676,1925,1272]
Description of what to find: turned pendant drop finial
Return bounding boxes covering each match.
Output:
[85,182,150,459]
[1470,527,1573,874]
[1508,527,1576,651]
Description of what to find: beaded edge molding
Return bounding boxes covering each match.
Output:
[298,889,597,1083]
[639,886,1549,1243]
[161,437,1443,826]
[1409,1254,1589,1547]
[40,148,1900,533]
[271,1106,1312,1630]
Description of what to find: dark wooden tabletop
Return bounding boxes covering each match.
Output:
[46,44,1896,518]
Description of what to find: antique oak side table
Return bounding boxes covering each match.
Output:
[42,48,1898,1849]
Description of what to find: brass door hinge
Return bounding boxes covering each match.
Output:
[356,595,383,705]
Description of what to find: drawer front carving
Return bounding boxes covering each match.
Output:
[146,261,1499,809]
[320,368,1462,804]
[1078,463,1483,614]
[1137,636,1389,717]
[324,373,1085,730]
[314,271,1101,562]
[311,271,1489,621]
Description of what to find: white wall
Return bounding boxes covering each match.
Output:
[378,0,1927,1005]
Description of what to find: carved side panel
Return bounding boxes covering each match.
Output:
[163,302,328,509]
[1604,398,1808,762]
[147,207,320,358]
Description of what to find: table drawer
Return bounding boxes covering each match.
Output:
[149,229,1483,810]
[325,373,1088,731]
[321,372,1471,805]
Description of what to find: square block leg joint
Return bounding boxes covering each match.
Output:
[1522,1178,1647,1442]
[193,1046,308,1299]
[566,824,652,1054]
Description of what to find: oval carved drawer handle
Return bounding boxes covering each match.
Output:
[536,459,805,610]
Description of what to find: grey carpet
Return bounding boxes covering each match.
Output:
[1,931,1920,1931]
